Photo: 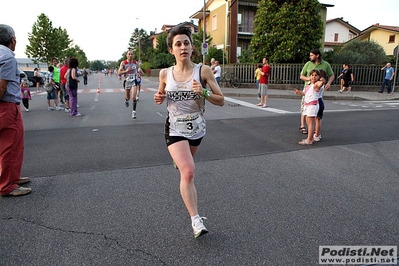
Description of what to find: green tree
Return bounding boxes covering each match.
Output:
[127,28,152,63]
[238,49,253,64]
[332,40,389,65]
[205,47,224,64]
[150,32,175,68]
[192,29,213,63]
[25,14,72,64]
[89,60,107,71]
[66,45,88,68]
[250,0,323,63]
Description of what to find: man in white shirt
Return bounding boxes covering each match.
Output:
[213,60,221,85]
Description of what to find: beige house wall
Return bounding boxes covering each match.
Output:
[368,30,399,56]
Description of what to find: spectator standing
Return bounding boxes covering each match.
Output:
[82,67,88,85]
[0,24,31,197]
[294,69,324,145]
[254,63,262,99]
[46,66,63,111]
[51,58,63,104]
[154,25,224,238]
[210,58,216,71]
[314,69,327,142]
[213,60,221,85]
[60,58,70,113]
[20,81,31,111]
[67,57,81,117]
[338,64,354,93]
[257,57,271,108]
[34,67,41,92]
[379,63,395,94]
[299,49,334,134]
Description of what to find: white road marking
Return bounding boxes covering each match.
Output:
[224,97,293,114]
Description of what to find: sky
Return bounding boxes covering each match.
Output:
[2,0,398,62]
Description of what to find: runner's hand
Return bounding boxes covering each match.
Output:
[154,91,166,104]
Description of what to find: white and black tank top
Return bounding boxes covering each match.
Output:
[164,64,206,139]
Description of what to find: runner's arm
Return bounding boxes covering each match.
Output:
[154,69,167,105]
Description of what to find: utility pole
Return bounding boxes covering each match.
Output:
[136,18,141,65]
[393,42,399,94]
[203,0,206,64]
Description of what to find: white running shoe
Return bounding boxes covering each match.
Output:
[192,217,209,238]
[74,113,82,117]
[313,134,321,142]
[132,110,137,119]
[48,107,55,111]
[65,108,71,113]
[56,106,64,111]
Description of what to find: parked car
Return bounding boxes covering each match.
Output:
[18,68,30,85]
[24,70,44,86]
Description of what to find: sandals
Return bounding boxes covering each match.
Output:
[299,127,308,134]
[299,139,313,145]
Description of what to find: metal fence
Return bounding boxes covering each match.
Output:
[223,64,398,86]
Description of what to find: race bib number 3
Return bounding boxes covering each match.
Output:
[174,112,204,137]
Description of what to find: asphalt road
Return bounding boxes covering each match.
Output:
[1,73,398,266]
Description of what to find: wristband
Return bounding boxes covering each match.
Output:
[202,88,211,99]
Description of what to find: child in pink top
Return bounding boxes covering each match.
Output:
[294,69,324,145]
[20,81,32,112]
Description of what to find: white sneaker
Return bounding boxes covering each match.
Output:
[65,108,71,113]
[74,113,82,117]
[192,217,208,238]
[261,104,268,108]
[313,134,321,142]
[56,106,64,111]
[132,110,137,119]
[25,108,29,112]
[48,107,55,111]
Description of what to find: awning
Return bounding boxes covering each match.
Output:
[239,1,258,7]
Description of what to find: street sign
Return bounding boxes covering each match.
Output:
[202,43,208,55]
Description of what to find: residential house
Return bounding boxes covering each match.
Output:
[324,17,361,52]
[354,24,399,57]
[149,22,198,49]
[191,0,334,64]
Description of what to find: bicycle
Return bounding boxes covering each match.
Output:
[220,72,241,88]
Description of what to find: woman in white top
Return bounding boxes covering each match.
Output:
[154,25,224,238]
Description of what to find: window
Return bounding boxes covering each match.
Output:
[212,15,217,31]
[388,35,395,43]
[334,33,338,42]
[239,10,255,32]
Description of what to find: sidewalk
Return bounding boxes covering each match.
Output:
[221,87,399,101]
[144,76,398,101]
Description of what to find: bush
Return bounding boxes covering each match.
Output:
[332,40,388,65]
[140,62,152,75]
